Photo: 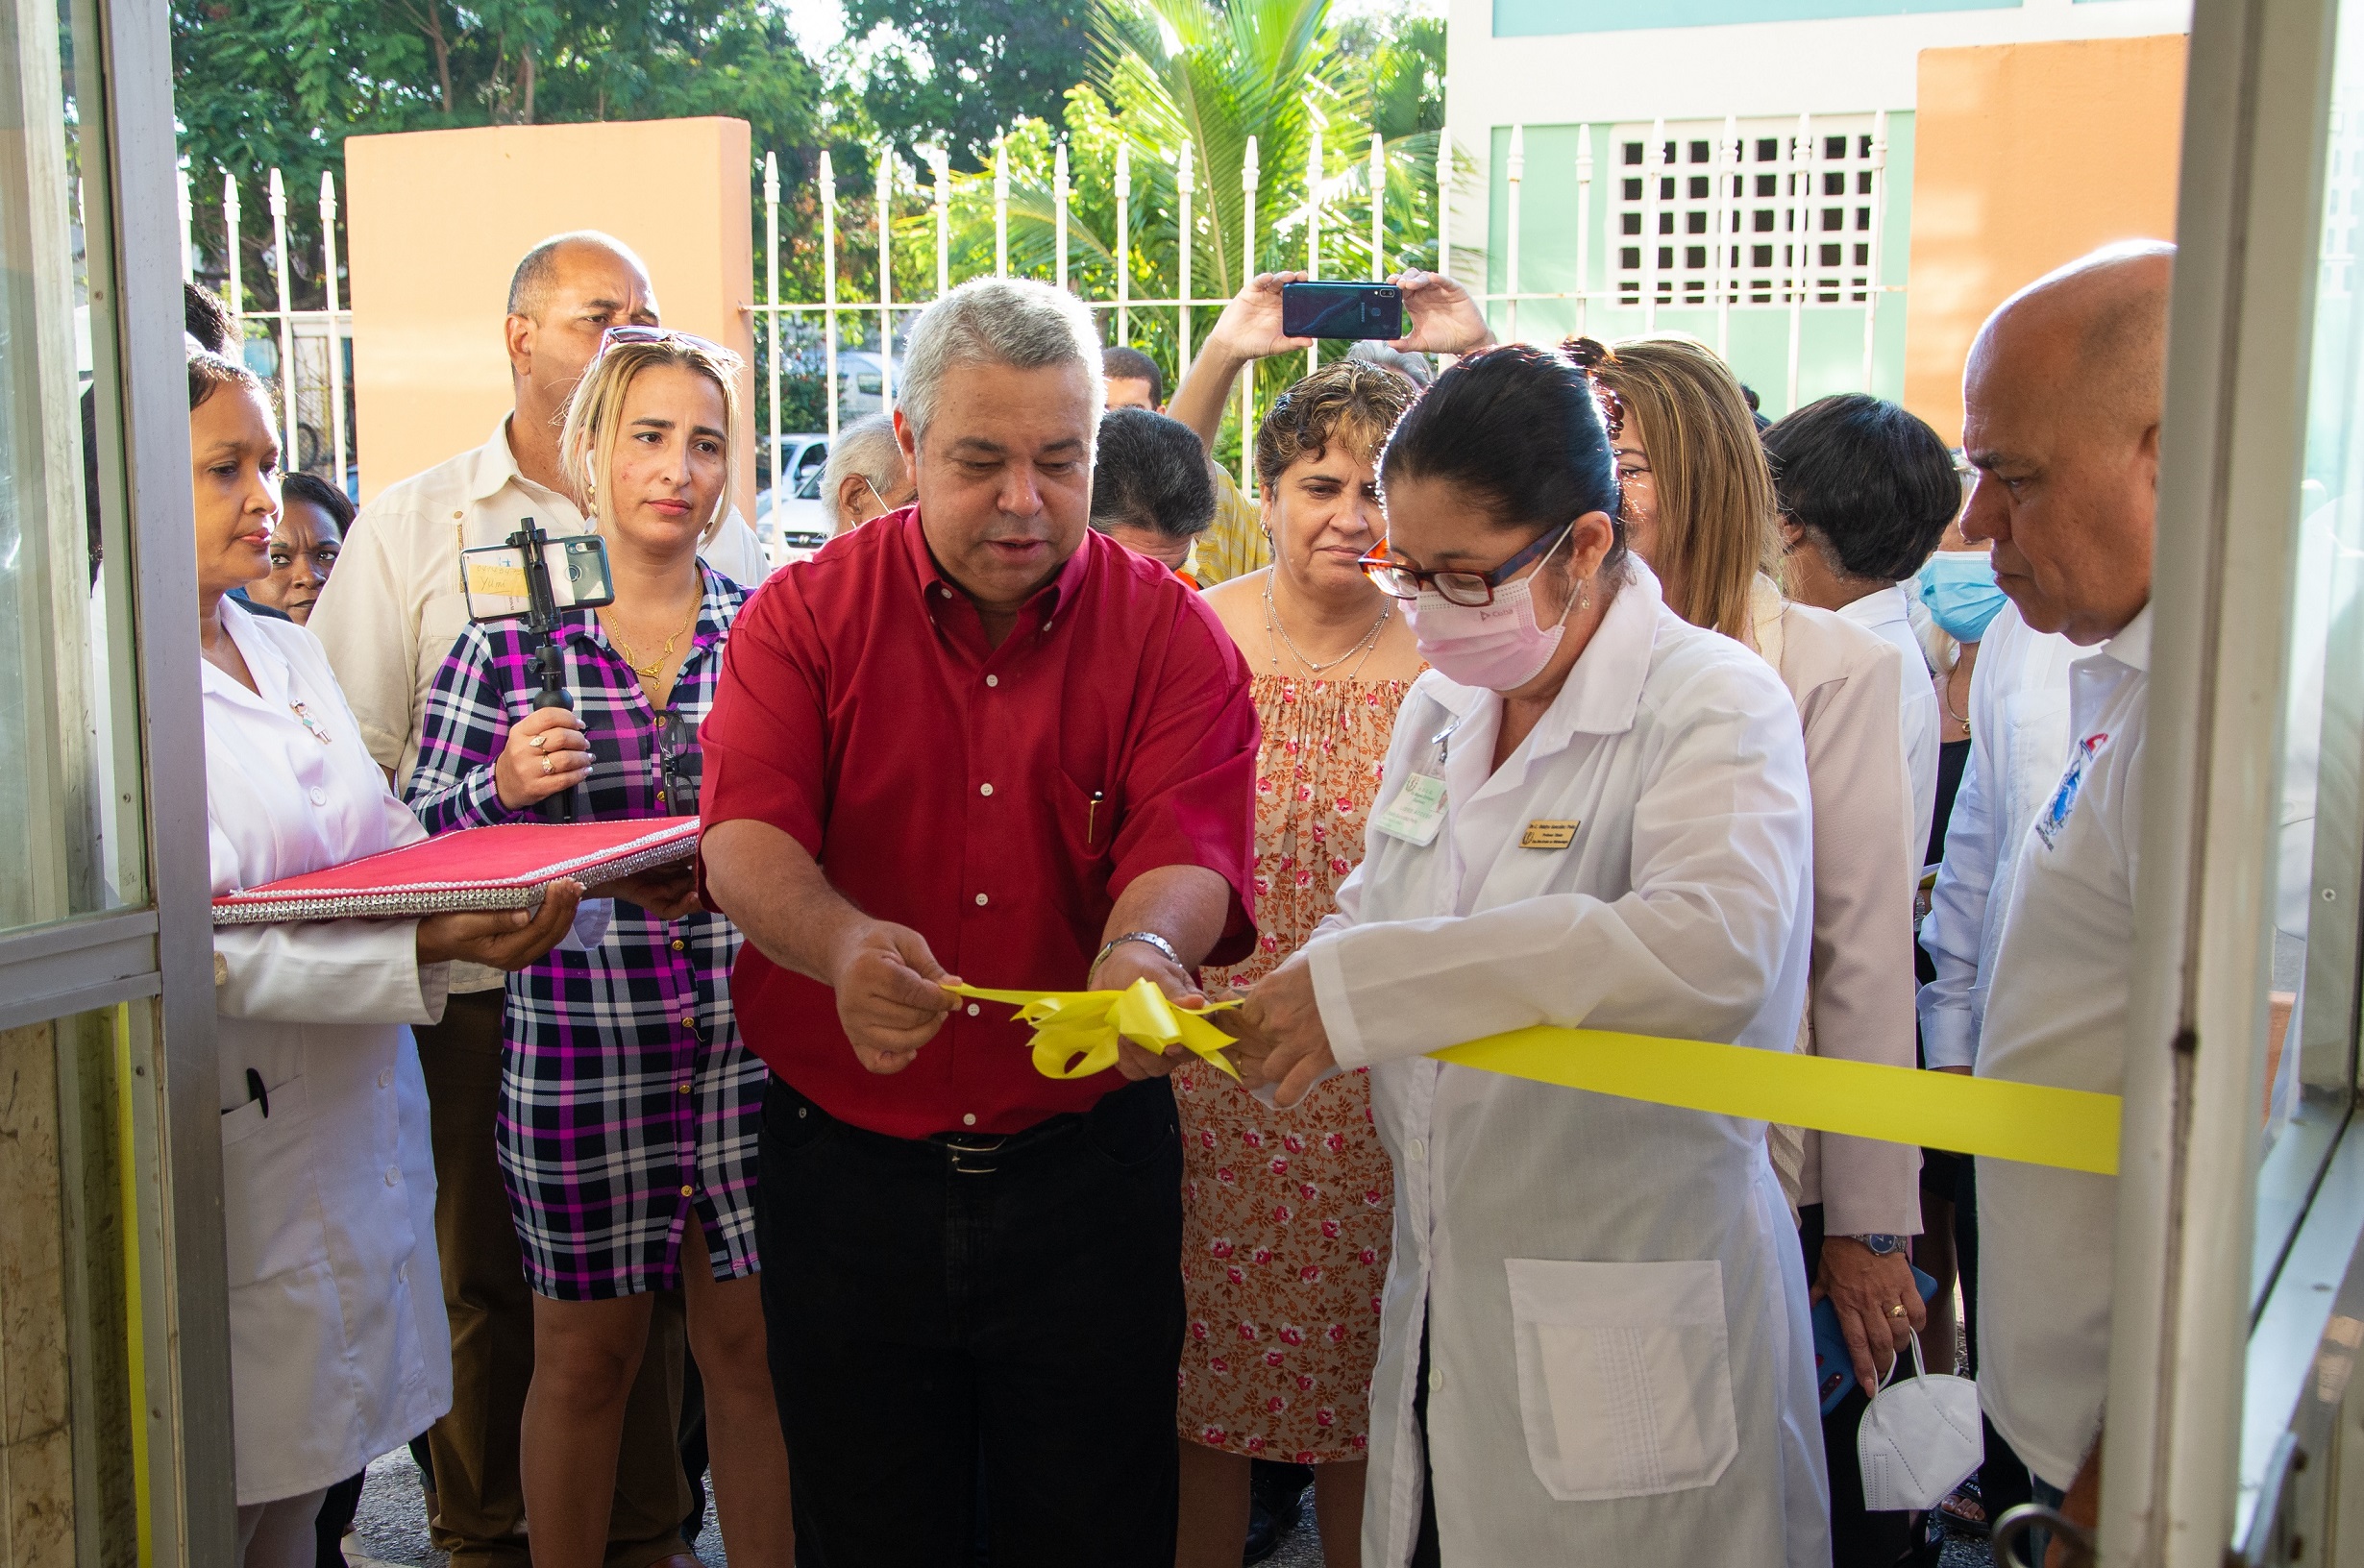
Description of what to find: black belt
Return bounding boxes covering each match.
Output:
[927,1113,1084,1175]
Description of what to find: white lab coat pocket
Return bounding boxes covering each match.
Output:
[1506,1258,1739,1502]
[219,1072,325,1287]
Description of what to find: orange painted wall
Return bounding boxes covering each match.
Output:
[345,118,755,512]
[1905,35,2187,445]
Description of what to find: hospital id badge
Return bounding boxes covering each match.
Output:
[1375,772,1447,846]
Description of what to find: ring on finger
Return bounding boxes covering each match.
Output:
[529,733,547,750]
[541,756,554,776]
[1887,1303,1908,1319]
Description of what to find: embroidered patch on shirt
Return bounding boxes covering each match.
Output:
[2036,731,2109,849]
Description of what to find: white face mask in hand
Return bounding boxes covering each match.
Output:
[1856,1333,1982,1511]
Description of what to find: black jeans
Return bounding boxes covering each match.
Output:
[755,1075,1186,1568]
[1799,1205,1915,1568]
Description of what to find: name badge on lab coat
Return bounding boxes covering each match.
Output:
[1519,820,1579,850]
[1375,773,1448,845]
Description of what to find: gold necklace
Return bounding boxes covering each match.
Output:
[603,601,700,680]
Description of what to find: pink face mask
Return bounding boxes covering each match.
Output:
[1401,530,1574,691]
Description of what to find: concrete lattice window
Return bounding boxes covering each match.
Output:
[1613,115,1883,307]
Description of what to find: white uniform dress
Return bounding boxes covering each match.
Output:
[1300,563,1830,1567]
[205,599,455,1507]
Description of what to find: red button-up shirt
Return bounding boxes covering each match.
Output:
[699,508,1259,1139]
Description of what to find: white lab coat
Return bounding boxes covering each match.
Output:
[204,600,453,1506]
[1302,563,1830,1567]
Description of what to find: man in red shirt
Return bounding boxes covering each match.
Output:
[700,276,1259,1565]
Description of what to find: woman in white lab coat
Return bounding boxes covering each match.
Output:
[188,351,583,1567]
[1230,343,1829,1566]
[1593,337,1924,1565]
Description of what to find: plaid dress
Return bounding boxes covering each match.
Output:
[406,565,763,1300]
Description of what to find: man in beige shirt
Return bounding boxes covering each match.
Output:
[309,231,724,1568]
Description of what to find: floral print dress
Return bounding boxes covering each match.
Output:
[1177,673,1411,1462]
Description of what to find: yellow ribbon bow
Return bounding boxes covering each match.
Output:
[945,981,1243,1081]
[944,984,2121,1174]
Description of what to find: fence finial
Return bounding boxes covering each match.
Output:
[1177,141,1195,370]
[1116,141,1133,343]
[1055,142,1071,291]
[876,149,895,407]
[994,136,1010,278]
[222,170,244,332]
[319,171,347,484]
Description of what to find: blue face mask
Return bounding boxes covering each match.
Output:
[1916,550,2009,643]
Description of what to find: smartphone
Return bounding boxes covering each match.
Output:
[1281,281,1404,341]
[460,532,617,622]
[1812,1264,1939,1414]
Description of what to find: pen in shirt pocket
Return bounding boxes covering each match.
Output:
[1087,789,1104,846]
[243,1067,270,1118]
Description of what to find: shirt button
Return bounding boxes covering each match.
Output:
[385,1166,400,1187]
[398,1263,408,1284]
[1409,1139,1427,1162]
[378,1068,392,1089]
[680,1185,694,1197]
[672,940,685,952]
[308,786,328,806]
[963,1113,977,1126]
[679,1082,692,1094]
[985,674,998,688]
[678,1015,695,1028]
[1430,1366,1445,1391]
[967,1003,980,1017]
[974,893,988,906]
[979,782,994,796]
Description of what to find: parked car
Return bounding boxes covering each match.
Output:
[761,434,836,565]
[830,349,906,420]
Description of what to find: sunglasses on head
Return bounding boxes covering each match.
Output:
[597,325,727,359]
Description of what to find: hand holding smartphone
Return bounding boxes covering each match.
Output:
[1280,281,1405,341]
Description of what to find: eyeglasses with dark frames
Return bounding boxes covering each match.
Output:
[1358,522,1574,606]
[653,708,703,816]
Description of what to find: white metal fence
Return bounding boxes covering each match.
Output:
[179,167,353,485]
[751,128,1435,492]
[183,108,1906,494]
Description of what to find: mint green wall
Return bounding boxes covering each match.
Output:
[1481,113,1917,417]
[1491,0,2015,34]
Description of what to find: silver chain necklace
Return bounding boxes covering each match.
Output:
[1264,578,1391,680]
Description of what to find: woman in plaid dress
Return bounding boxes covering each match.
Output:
[406,331,793,1565]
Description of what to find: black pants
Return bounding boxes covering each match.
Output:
[1800,1205,1914,1568]
[755,1075,1186,1568]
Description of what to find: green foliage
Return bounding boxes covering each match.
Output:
[859,0,1445,469]
[172,0,824,309]
[837,0,1095,172]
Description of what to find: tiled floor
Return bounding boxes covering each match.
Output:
[344,1446,1997,1567]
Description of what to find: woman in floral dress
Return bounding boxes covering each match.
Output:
[1179,358,1423,1567]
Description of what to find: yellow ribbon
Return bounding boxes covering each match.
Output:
[1436,1026,2119,1176]
[948,985,2119,1175]
[946,981,1244,1081]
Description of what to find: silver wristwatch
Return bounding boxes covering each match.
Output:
[1850,1233,1905,1257]
[1091,930,1183,979]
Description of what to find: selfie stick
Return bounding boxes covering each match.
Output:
[508,518,579,822]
